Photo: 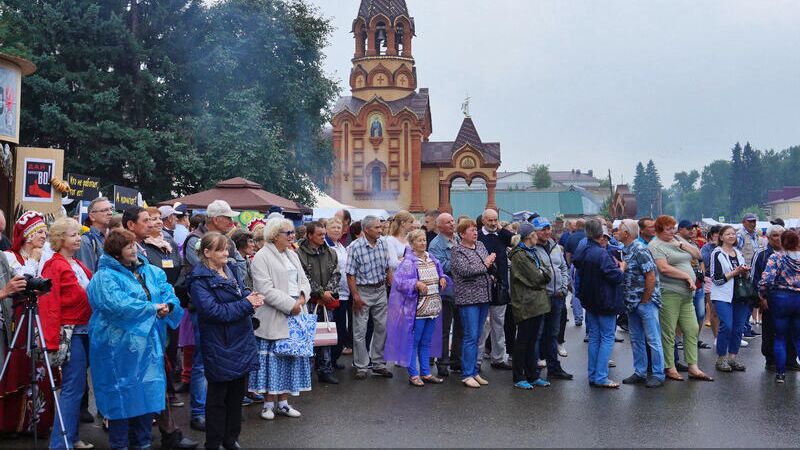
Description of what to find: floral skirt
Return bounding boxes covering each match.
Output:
[248,338,311,396]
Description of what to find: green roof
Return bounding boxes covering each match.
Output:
[450,190,585,221]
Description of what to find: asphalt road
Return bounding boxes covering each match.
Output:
[8,321,800,448]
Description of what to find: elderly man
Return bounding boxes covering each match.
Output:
[477,208,514,369]
[618,219,665,388]
[429,212,462,376]
[532,217,574,380]
[76,197,113,272]
[160,205,178,240]
[346,215,394,380]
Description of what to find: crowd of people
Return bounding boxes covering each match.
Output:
[0,202,798,449]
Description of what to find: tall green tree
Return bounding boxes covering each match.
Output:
[527,164,552,189]
[699,160,731,220]
[640,159,662,217]
[632,162,647,216]
[741,141,762,207]
[729,142,746,217]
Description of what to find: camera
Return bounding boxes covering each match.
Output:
[12,274,53,298]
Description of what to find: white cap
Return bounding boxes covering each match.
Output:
[158,205,176,219]
[206,200,240,218]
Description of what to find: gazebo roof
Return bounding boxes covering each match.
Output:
[160,177,310,214]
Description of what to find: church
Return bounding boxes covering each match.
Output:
[329,0,501,214]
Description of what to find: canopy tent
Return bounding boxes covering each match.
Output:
[160,177,310,214]
[311,207,391,221]
[312,190,353,209]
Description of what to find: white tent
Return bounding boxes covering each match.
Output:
[312,190,353,209]
[311,207,391,221]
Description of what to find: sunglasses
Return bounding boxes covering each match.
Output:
[281,230,296,236]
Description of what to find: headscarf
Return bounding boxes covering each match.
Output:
[10,211,46,262]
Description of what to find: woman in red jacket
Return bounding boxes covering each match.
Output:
[39,217,94,449]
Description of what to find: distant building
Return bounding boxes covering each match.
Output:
[766,186,800,219]
[611,184,637,219]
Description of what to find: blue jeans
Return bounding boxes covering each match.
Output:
[570,267,584,324]
[50,334,89,448]
[627,302,665,381]
[713,300,751,356]
[769,290,800,374]
[586,311,616,384]
[408,318,436,377]
[539,295,565,373]
[460,303,490,378]
[190,312,206,419]
[693,288,706,324]
[108,413,153,450]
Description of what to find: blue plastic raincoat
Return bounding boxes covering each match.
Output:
[87,254,184,420]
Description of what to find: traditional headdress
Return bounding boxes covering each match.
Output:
[10,210,47,256]
[247,218,267,232]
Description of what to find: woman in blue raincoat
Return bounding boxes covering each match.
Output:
[87,229,183,450]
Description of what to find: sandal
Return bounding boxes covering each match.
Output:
[665,370,684,381]
[596,381,620,389]
[421,375,444,384]
[409,376,425,387]
[688,372,714,382]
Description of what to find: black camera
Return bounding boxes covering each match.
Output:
[13,274,53,297]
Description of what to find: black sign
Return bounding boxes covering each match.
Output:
[67,173,101,200]
[113,185,140,211]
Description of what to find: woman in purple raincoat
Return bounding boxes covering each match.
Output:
[385,230,450,386]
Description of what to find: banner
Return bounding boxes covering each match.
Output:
[67,173,101,201]
[113,185,140,211]
[22,157,54,203]
[0,60,22,144]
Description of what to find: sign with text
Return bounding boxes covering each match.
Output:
[67,173,101,201]
[14,147,64,215]
[113,185,140,211]
[22,157,54,203]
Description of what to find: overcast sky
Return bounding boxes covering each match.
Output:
[312,0,800,186]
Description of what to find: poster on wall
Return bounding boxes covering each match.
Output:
[0,62,21,144]
[22,157,54,203]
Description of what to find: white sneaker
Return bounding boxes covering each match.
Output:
[537,359,547,368]
[260,407,275,420]
[558,344,568,357]
[277,404,301,418]
[740,339,749,348]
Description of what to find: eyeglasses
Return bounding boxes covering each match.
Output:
[91,208,113,214]
[281,230,296,236]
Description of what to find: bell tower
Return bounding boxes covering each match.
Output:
[351,0,417,102]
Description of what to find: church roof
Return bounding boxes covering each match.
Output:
[452,117,484,153]
[332,89,430,121]
[355,0,414,31]
[421,116,500,166]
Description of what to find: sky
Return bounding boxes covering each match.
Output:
[311,0,800,186]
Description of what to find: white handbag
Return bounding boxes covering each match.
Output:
[312,304,338,347]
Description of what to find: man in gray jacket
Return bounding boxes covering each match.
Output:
[533,217,574,380]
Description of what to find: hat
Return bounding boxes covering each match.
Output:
[267,212,284,221]
[677,219,696,230]
[173,203,188,216]
[11,211,46,254]
[268,205,284,215]
[247,218,267,232]
[602,226,612,239]
[743,213,758,222]
[531,216,551,231]
[206,200,239,218]
[518,222,536,241]
[158,205,176,220]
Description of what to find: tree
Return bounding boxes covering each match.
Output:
[736,205,766,221]
[729,142,746,217]
[741,141,763,207]
[699,160,731,220]
[663,170,701,220]
[527,164,552,189]
[638,160,662,217]
[632,162,647,215]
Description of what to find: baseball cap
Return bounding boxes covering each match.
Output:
[173,203,188,216]
[677,219,696,230]
[602,226,612,239]
[158,205,176,220]
[531,216,551,231]
[518,222,536,241]
[206,200,240,218]
[268,205,284,215]
[743,213,758,222]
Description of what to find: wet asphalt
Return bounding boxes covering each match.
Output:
[10,320,800,448]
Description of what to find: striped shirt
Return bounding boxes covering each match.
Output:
[345,236,391,285]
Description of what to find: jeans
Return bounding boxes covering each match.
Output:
[571,266,584,324]
[628,302,665,381]
[190,312,207,419]
[460,303,490,378]
[205,376,247,449]
[762,301,797,366]
[408,318,436,377]
[586,311,616,384]
[439,298,462,367]
[513,315,544,382]
[478,304,507,364]
[50,334,89,448]
[309,304,334,374]
[768,290,800,373]
[713,300,750,356]
[108,413,153,450]
[693,288,706,325]
[539,295,565,374]
[352,285,388,371]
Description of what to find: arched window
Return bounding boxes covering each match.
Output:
[375,22,387,55]
[395,24,404,54]
[371,166,382,193]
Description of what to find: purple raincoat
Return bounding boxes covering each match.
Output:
[384,247,451,367]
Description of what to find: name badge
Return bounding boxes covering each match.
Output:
[162,259,174,269]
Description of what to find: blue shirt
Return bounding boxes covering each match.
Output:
[622,239,662,311]
[345,236,391,285]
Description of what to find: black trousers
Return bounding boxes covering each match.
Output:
[205,376,247,449]
[439,299,463,366]
[512,315,544,383]
[762,307,797,366]
[559,302,567,344]
[504,305,516,354]
[332,300,353,363]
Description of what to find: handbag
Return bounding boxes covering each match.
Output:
[51,325,75,367]
[732,275,758,305]
[312,304,338,347]
[272,311,316,357]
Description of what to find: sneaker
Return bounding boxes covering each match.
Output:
[277,405,301,418]
[531,378,551,387]
[776,373,786,383]
[715,356,732,372]
[537,359,547,368]
[698,340,711,349]
[645,377,664,388]
[514,380,533,390]
[727,358,746,372]
[260,407,275,420]
[557,344,568,357]
[622,374,647,385]
[241,396,254,407]
[608,359,616,368]
[676,341,684,350]
[740,339,749,348]
[246,392,264,403]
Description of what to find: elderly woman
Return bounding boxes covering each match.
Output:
[188,232,262,449]
[326,217,353,361]
[451,218,496,388]
[649,215,713,382]
[508,223,552,390]
[385,230,449,386]
[87,229,183,450]
[249,218,311,420]
[39,218,93,449]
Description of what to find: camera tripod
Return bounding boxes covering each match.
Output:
[0,291,69,448]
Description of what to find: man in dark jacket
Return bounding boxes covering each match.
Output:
[298,221,341,384]
[573,219,625,388]
[477,208,514,368]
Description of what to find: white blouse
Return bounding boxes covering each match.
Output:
[281,251,300,298]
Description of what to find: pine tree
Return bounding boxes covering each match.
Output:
[741,141,762,208]
[632,162,647,216]
[643,160,662,217]
[729,142,745,217]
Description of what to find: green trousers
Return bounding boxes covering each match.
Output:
[659,290,699,368]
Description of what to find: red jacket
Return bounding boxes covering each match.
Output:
[39,253,93,350]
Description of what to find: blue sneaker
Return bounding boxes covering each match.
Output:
[514,380,533,390]
[247,392,264,403]
[242,396,254,407]
[532,378,551,387]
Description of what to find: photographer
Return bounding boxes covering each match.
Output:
[39,218,94,449]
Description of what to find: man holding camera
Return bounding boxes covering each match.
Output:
[297,221,341,385]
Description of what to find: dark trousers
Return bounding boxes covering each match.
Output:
[205,376,247,450]
[504,305,516,354]
[512,315,544,382]
[108,414,153,450]
[333,300,353,363]
[157,358,178,435]
[559,303,567,344]
[539,296,565,373]
[762,306,797,366]
[166,326,180,376]
[439,298,463,367]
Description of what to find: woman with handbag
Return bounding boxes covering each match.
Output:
[759,229,800,383]
[39,218,94,449]
[385,229,449,387]
[188,232,262,449]
[249,218,312,420]
[710,225,751,373]
[451,218,495,388]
